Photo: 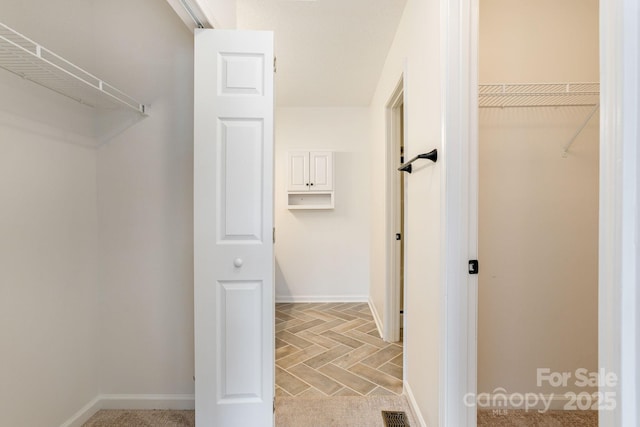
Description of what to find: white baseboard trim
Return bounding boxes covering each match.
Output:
[99,394,195,410]
[60,394,195,427]
[275,295,368,303]
[476,392,573,411]
[59,396,102,427]
[368,297,384,339]
[404,381,427,427]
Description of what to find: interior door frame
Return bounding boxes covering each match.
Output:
[442,0,640,425]
[598,1,640,424]
[384,74,406,344]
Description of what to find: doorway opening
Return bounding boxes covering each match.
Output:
[273,78,408,417]
[476,1,599,423]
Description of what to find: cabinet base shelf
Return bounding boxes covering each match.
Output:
[287,192,334,210]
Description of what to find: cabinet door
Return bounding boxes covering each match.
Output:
[287,151,309,191]
[309,151,333,191]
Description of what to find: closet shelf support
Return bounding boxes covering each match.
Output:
[562,103,600,157]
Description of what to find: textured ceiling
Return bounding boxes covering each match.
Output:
[236,0,407,107]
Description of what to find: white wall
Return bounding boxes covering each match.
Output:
[94,0,195,396]
[1,1,195,421]
[0,83,99,426]
[369,0,441,423]
[0,0,98,145]
[0,2,101,425]
[478,0,599,397]
[275,108,370,301]
[480,0,598,83]
[478,109,599,395]
[0,0,95,71]
[205,0,236,28]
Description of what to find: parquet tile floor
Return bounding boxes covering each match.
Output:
[275,303,403,398]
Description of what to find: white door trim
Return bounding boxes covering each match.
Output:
[445,0,640,426]
[599,0,639,425]
[439,0,478,425]
[384,75,405,343]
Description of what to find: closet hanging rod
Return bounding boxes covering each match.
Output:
[398,149,438,174]
[479,82,599,108]
[0,22,148,115]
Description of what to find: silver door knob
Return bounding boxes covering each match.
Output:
[233,258,244,268]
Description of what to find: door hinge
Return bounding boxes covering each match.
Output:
[274,57,277,73]
[469,260,479,275]
[273,227,276,244]
[273,397,276,413]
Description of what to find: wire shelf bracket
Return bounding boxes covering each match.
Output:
[0,22,148,116]
[562,102,600,157]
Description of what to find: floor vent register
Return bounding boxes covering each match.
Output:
[381,411,410,427]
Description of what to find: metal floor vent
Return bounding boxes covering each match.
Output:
[381,411,410,427]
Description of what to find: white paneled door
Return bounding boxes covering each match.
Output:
[194,29,274,426]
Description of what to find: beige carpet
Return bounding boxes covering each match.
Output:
[83,410,194,426]
[84,407,599,426]
[478,409,598,426]
[83,396,415,427]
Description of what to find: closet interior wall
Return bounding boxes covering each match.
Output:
[0,0,194,425]
[478,0,599,399]
[0,2,99,426]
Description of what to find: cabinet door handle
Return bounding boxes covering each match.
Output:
[310,183,314,186]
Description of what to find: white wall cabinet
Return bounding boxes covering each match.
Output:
[287,151,334,209]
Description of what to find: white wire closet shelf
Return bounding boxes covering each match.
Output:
[479,82,599,108]
[0,22,147,115]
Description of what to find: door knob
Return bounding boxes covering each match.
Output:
[233,258,244,268]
